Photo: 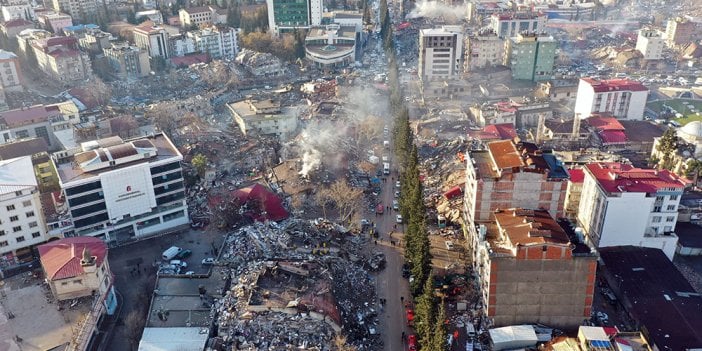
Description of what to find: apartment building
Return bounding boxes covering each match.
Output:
[178,6,226,28]
[665,17,700,47]
[490,11,547,38]
[419,26,463,81]
[77,28,111,54]
[635,28,664,60]
[226,99,299,140]
[187,25,239,59]
[464,28,504,72]
[102,42,151,79]
[0,104,70,148]
[0,156,51,266]
[169,33,196,57]
[30,36,92,82]
[577,162,687,260]
[473,208,596,328]
[266,0,322,34]
[0,18,33,39]
[55,133,189,242]
[50,0,97,23]
[305,25,357,68]
[563,168,584,220]
[464,139,570,234]
[37,11,72,34]
[504,32,556,82]
[0,49,23,91]
[574,78,649,120]
[133,24,170,59]
[1,0,34,22]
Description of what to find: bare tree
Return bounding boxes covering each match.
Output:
[326,180,363,223]
[125,309,146,349]
[315,187,334,218]
[212,196,244,229]
[333,333,358,351]
[85,77,112,107]
[354,115,384,148]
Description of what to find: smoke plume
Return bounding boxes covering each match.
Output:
[407,0,467,22]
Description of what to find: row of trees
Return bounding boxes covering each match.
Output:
[379,0,448,349]
[654,128,702,185]
[238,30,306,62]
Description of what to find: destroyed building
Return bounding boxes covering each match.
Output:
[226,99,300,140]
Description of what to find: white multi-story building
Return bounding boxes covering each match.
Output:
[1,1,34,22]
[266,0,322,34]
[50,0,97,23]
[133,24,170,59]
[419,26,463,81]
[305,25,356,68]
[0,156,50,265]
[178,6,226,28]
[169,33,196,57]
[0,49,23,91]
[574,78,649,120]
[490,11,547,38]
[464,28,503,72]
[577,162,686,260]
[226,99,298,140]
[102,42,151,79]
[55,133,189,242]
[635,28,665,60]
[187,25,239,59]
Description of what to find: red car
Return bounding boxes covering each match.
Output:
[376,204,384,214]
[408,334,417,350]
[406,308,414,326]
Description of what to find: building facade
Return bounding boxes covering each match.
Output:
[464,139,570,232]
[227,99,299,140]
[305,25,356,68]
[55,133,189,242]
[266,0,322,34]
[473,208,596,328]
[504,32,556,82]
[419,26,463,81]
[0,156,51,266]
[464,29,504,72]
[574,78,649,120]
[178,6,226,28]
[490,11,547,38]
[577,163,686,260]
[50,0,97,23]
[37,11,73,34]
[103,42,151,79]
[133,24,170,59]
[169,34,196,57]
[1,2,34,22]
[0,50,23,91]
[665,17,700,47]
[187,25,239,59]
[635,28,664,60]
[30,36,92,82]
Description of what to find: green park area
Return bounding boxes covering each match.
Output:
[647,99,702,125]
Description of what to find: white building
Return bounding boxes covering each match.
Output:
[50,0,97,23]
[133,24,170,59]
[490,11,547,38]
[226,99,298,140]
[0,156,50,265]
[55,134,189,242]
[188,25,239,59]
[169,34,196,57]
[574,78,649,120]
[178,6,226,28]
[305,25,356,68]
[577,163,686,260]
[1,2,34,22]
[419,26,463,81]
[464,28,504,72]
[266,0,322,35]
[635,28,665,60]
[0,49,23,91]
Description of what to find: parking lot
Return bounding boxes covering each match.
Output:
[104,226,226,351]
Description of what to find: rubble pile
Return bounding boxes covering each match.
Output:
[213,219,384,349]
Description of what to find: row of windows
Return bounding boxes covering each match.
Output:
[154,181,184,196]
[71,202,107,219]
[68,191,104,207]
[152,170,183,185]
[65,181,101,197]
[0,232,42,247]
[651,216,676,223]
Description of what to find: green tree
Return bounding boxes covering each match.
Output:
[293,29,306,59]
[127,9,138,24]
[430,301,448,351]
[686,159,702,187]
[227,1,241,27]
[415,274,436,346]
[191,153,208,177]
[656,128,679,171]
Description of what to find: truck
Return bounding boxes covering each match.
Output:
[383,162,390,175]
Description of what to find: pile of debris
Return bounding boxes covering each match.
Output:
[212,219,384,349]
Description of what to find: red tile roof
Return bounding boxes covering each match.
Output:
[586,162,687,194]
[38,237,107,281]
[587,116,624,131]
[494,208,570,246]
[2,18,33,28]
[568,168,585,183]
[599,130,628,145]
[473,123,517,140]
[0,105,62,128]
[487,139,524,169]
[581,78,649,93]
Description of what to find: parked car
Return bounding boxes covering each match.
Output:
[408,334,417,350]
[402,263,411,278]
[392,200,399,210]
[445,241,454,250]
[202,257,215,265]
[175,249,192,259]
[170,260,187,268]
[395,180,401,188]
[406,309,414,326]
[396,215,403,223]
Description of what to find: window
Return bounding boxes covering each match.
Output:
[0,230,4,236]
[73,279,82,284]
[653,206,661,212]
[670,195,678,201]
[16,236,24,242]
[652,216,662,223]
[9,216,18,222]
[22,200,31,207]
[15,191,22,196]
[6,205,15,211]
[667,205,676,211]
[61,281,69,286]
[12,226,21,232]
[31,232,40,238]
[666,216,675,222]
[28,221,37,228]
[0,241,7,247]
[25,211,34,218]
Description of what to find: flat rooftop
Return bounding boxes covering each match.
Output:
[56,133,181,184]
[494,208,570,247]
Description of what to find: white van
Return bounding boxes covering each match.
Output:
[466,323,476,338]
[162,246,182,261]
[383,162,390,175]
